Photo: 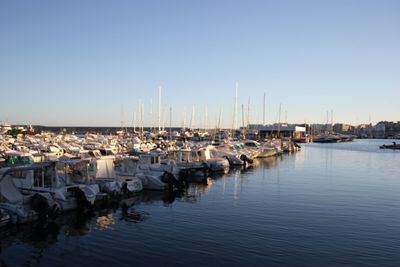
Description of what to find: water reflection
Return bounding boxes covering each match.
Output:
[96,214,115,230]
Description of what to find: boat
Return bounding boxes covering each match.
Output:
[92,156,143,195]
[0,165,59,223]
[313,134,341,143]
[243,140,277,158]
[11,162,96,213]
[163,149,209,178]
[379,142,400,150]
[0,208,11,227]
[115,152,182,191]
[192,145,230,172]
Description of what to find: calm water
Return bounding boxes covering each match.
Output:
[1,139,400,267]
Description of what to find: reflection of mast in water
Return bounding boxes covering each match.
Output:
[222,173,227,196]
[233,169,240,201]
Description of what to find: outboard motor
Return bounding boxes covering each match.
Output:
[161,172,183,190]
[121,182,129,196]
[224,156,233,166]
[30,193,51,222]
[293,142,301,149]
[240,154,254,167]
[201,162,210,177]
[71,187,92,212]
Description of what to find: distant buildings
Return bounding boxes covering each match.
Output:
[248,124,306,139]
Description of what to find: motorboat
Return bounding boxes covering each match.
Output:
[379,142,400,150]
[313,134,341,143]
[11,162,96,213]
[192,145,230,172]
[115,152,182,191]
[92,156,143,195]
[0,165,58,223]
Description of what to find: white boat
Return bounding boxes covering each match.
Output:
[213,144,252,166]
[0,165,58,223]
[56,159,105,201]
[92,156,143,195]
[11,162,96,213]
[243,140,277,158]
[115,152,182,190]
[164,149,208,178]
[192,145,230,172]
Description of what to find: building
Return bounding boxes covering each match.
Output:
[248,124,306,139]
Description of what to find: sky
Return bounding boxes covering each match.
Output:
[0,0,399,128]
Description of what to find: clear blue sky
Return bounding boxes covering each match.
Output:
[1,0,399,127]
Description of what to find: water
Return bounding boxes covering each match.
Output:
[1,139,400,266]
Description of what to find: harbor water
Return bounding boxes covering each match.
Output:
[1,139,400,266]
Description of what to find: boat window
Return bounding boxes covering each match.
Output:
[33,167,53,188]
[246,142,257,147]
[8,170,27,178]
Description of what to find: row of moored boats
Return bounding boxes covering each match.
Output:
[0,130,299,226]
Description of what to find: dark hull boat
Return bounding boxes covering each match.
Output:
[379,143,400,150]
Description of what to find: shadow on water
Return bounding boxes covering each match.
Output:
[0,210,95,266]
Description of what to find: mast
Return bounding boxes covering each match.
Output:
[149,97,153,132]
[217,107,223,129]
[141,102,144,134]
[190,105,195,130]
[120,104,124,131]
[326,110,329,134]
[285,110,287,124]
[133,112,136,132]
[169,107,172,141]
[158,86,162,131]
[232,82,238,131]
[241,104,245,129]
[182,107,187,131]
[277,103,282,138]
[205,105,208,132]
[263,92,266,125]
[247,97,250,127]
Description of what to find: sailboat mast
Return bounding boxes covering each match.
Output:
[263,92,266,125]
[247,97,250,127]
[218,107,223,129]
[241,104,245,128]
[232,82,238,131]
[205,105,208,132]
[149,97,153,132]
[190,105,195,130]
[158,87,162,131]
[169,107,172,141]
[278,103,282,137]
